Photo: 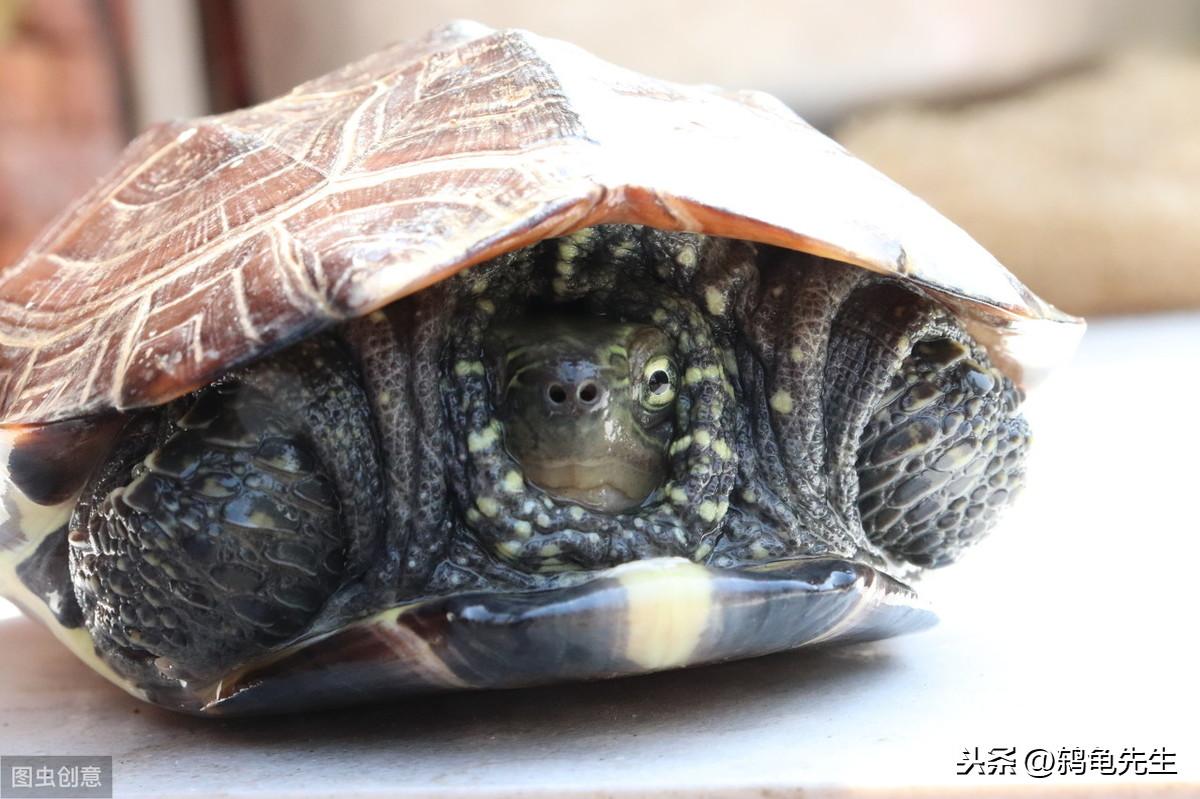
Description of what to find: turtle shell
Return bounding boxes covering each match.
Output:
[0,22,1081,714]
[0,21,1080,429]
[169,557,932,715]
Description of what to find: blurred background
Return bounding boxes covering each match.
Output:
[0,0,1198,316]
[2,6,1197,783]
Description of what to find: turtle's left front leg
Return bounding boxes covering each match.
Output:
[724,255,1030,570]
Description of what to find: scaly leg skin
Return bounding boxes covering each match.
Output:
[68,338,384,689]
[697,243,1030,573]
[836,287,1030,568]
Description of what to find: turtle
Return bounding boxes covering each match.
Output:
[0,21,1083,715]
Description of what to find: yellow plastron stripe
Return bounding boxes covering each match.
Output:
[613,557,714,671]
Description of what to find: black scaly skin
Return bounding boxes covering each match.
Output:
[340,297,455,601]
[846,317,1029,567]
[719,247,868,564]
[68,338,383,687]
[68,225,1029,687]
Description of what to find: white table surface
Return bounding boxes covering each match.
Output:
[1,313,1197,798]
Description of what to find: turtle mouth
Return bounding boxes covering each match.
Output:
[518,456,664,513]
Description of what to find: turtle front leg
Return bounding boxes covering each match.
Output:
[67,337,385,689]
[828,282,1031,568]
[725,256,1030,570]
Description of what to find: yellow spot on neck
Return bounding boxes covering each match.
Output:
[454,360,485,377]
[467,422,499,453]
[770,390,794,414]
[476,496,501,517]
[502,470,524,493]
[704,286,727,316]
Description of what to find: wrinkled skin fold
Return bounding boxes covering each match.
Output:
[52,226,1028,702]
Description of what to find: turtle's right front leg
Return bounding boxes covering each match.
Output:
[67,337,385,688]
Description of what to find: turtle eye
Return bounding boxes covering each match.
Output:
[641,356,677,409]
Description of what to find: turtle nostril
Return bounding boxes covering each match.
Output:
[547,384,568,404]
[578,382,599,404]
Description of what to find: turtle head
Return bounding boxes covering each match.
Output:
[487,315,677,513]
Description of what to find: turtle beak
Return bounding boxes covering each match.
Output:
[193,557,934,716]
